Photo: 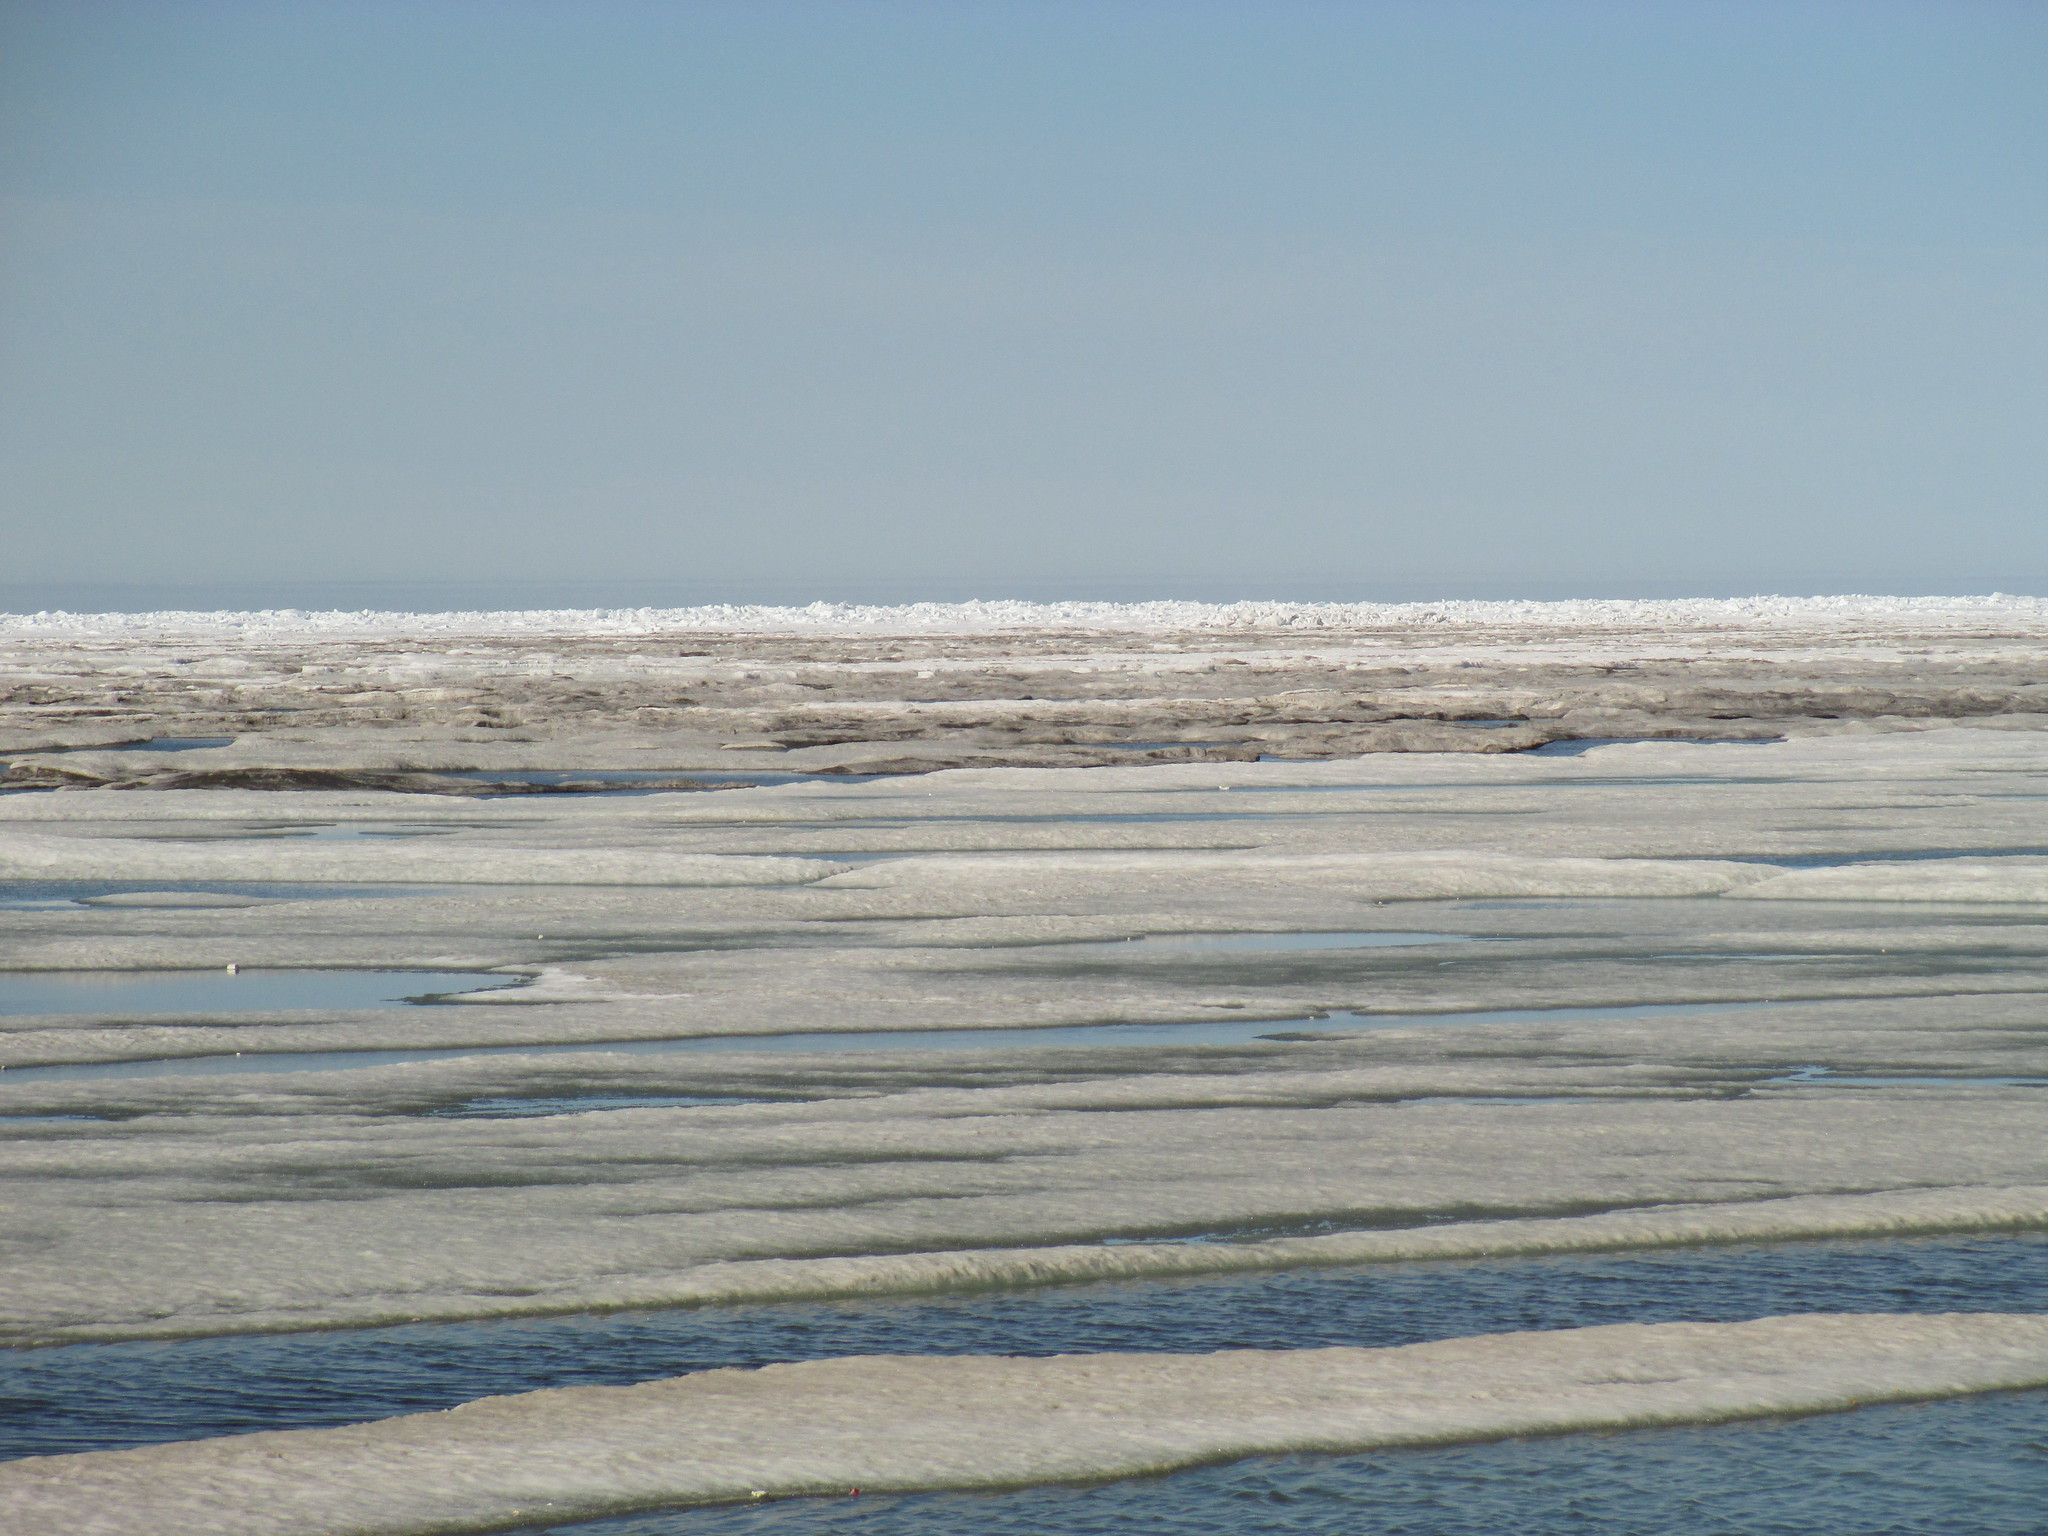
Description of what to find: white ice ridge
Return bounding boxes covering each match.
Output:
[8,1313,2047,1536]
[3,594,2045,638]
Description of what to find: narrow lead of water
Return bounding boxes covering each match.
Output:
[438,1094,775,1118]
[103,736,237,752]
[2,1235,2038,1460]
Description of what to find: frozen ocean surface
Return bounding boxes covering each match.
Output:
[6,653,2048,1533]
[11,1313,2043,1536]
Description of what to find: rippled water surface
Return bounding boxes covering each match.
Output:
[5,1234,2040,1460]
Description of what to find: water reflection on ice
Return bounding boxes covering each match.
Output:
[0,881,437,910]
[0,968,522,1018]
[96,736,237,753]
[435,1094,778,1118]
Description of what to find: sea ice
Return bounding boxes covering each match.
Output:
[5,1312,2045,1536]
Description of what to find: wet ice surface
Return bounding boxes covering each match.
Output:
[0,1000,1779,1082]
[95,736,237,753]
[0,968,521,1017]
[450,770,892,792]
[134,823,487,842]
[3,1234,2038,1460]
[1524,737,1784,757]
[1097,931,1475,952]
[1083,740,1233,750]
[435,1093,781,1119]
[1768,1065,2048,1088]
[536,1389,2048,1536]
[2,737,238,757]
[0,879,432,909]
[1742,847,2048,866]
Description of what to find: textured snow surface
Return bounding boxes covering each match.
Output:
[6,1312,2046,1536]
[5,594,2048,638]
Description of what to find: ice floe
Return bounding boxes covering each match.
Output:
[5,1312,2046,1536]
[3,686,2048,1527]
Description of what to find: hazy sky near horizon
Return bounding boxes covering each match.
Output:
[2,0,2044,606]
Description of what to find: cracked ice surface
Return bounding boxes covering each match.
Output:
[4,623,2048,1525]
[2,731,2047,1342]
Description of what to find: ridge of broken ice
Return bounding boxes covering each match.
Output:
[4,594,2047,639]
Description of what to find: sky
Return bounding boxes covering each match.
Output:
[1,0,2044,609]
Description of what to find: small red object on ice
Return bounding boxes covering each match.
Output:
[848,1487,861,1496]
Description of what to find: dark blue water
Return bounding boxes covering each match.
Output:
[3,1235,2040,1461]
[534,1390,2048,1536]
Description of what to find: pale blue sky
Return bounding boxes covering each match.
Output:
[2,0,2043,608]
